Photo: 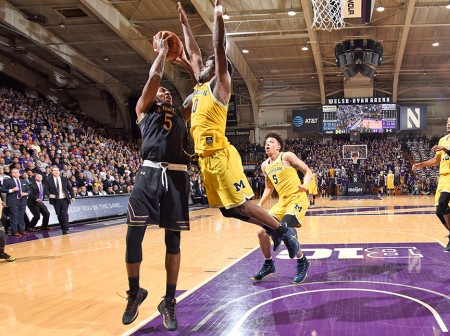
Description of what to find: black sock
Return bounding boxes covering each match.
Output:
[275,225,288,235]
[128,276,140,294]
[264,259,274,265]
[165,284,177,300]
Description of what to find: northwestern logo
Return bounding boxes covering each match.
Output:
[407,108,421,128]
[293,116,304,127]
[233,180,246,192]
[348,187,363,193]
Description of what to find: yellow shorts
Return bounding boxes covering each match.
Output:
[308,184,318,195]
[198,144,254,209]
[435,174,450,206]
[269,192,309,227]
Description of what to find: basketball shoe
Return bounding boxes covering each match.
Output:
[270,231,282,251]
[158,297,178,331]
[0,252,15,262]
[281,227,300,258]
[293,257,311,284]
[252,261,276,280]
[445,235,450,252]
[122,288,148,325]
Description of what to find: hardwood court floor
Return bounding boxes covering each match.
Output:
[0,195,447,336]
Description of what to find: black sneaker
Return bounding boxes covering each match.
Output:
[252,262,276,280]
[0,252,16,262]
[122,288,148,325]
[293,258,311,284]
[269,231,282,252]
[158,298,178,331]
[445,235,450,252]
[281,227,300,258]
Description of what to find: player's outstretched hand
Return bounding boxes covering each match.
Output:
[431,145,446,153]
[412,163,420,171]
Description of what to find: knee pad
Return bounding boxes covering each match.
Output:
[165,230,181,254]
[436,206,447,225]
[438,192,450,215]
[219,207,250,222]
[280,214,301,228]
[125,225,146,264]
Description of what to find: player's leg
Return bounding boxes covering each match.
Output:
[437,191,450,251]
[157,170,190,331]
[0,225,15,262]
[252,228,276,280]
[122,167,160,325]
[282,197,311,284]
[123,225,148,325]
[158,230,181,331]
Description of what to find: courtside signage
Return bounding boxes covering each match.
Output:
[343,0,362,18]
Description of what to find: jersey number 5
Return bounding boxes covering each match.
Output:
[164,113,173,131]
[272,174,278,185]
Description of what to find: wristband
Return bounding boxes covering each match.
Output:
[215,5,223,12]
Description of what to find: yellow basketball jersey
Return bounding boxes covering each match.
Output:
[438,135,450,175]
[190,82,230,156]
[265,153,302,198]
[387,173,395,188]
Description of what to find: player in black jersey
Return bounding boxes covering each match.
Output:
[122,32,192,331]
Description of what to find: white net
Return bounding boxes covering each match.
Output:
[311,0,345,31]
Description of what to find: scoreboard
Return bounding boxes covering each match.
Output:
[322,103,397,135]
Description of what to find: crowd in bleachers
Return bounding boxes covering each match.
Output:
[236,135,440,197]
[0,86,141,197]
[0,84,442,204]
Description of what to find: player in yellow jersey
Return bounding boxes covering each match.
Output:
[413,117,450,251]
[386,170,395,196]
[308,169,318,207]
[178,0,301,258]
[253,131,312,283]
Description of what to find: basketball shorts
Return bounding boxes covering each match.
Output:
[198,144,254,209]
[308,184,318,195]
[127,166,190,231]
[269,192,309,227]
[435,174,450,206]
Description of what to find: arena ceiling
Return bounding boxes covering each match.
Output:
[0,0,449,127]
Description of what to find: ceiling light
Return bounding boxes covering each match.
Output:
[103,55,109,61]
[376,1,385,12]
[242,49,249,54]
[223,13,230,20]
[59,22,66,28]
[432,39,440,47]
[288,9,296,16]
[302,43,309,51]
[447,1,450,9]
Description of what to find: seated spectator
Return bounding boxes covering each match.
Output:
[78,186,88,197]
[105,186,115,195]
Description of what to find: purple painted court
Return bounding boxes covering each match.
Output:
[129,242,450,336]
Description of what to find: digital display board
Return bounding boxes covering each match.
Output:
[322,103,397,134]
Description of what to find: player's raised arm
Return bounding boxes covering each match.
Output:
[136,32,169,121]
[179,93,193,122]
[212,0,232,105]
[177,2,203,82]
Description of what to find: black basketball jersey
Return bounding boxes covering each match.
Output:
[139,102,189,164]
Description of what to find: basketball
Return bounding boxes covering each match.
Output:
[153,31,184,61]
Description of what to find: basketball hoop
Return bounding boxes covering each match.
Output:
[351,152,359,164]
[311,0,345,31]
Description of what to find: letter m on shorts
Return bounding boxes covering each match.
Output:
[233,180,246,192]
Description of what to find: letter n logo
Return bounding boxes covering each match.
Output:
[233,180,245,192]
[407,108,420,129]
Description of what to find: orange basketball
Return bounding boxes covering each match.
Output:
[153,31,184,61]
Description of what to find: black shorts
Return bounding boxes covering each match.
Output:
[127,166,190,231]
